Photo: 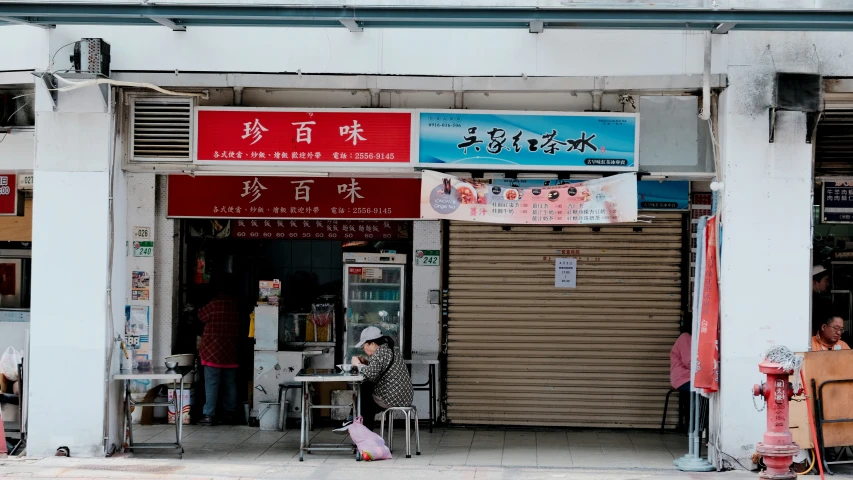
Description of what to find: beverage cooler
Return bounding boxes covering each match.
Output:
[343,253,406,362]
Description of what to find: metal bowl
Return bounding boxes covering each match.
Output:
[165,361,178,370]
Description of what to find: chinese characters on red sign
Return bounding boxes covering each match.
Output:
[167,175,421,219]
[232,219,408,241]
[0,174,20,216]
[195,109,412,164]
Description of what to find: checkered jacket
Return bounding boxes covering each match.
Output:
[197,294,241,368]
[362,345,413,407]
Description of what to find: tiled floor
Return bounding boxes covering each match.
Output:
[128,424,689,469]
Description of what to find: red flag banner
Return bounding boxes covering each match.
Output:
[695,215,720,393]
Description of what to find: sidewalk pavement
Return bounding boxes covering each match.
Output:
[0,455,763,480]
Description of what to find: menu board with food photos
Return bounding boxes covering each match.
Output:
[420,170,638,225]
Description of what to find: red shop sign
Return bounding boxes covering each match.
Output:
[0,174,20,216]
[195,108,413,164]
[233,219,409,241]
[167,175,421,219]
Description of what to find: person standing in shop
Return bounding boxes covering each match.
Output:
[813,265,833,336]
[197,276,241,426]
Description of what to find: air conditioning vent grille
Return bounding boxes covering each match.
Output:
[131,99,192,161]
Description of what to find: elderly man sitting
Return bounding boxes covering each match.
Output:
[811,314,850,352]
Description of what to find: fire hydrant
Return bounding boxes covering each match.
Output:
[752,360,801,479]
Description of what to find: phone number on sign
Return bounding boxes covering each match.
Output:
[352,153,396,160]
[234,232,395,239]
[331,207,394,215]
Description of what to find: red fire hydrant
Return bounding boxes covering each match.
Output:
[752,360,801,479]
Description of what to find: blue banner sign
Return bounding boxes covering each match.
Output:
[493,178,688,210]
[822,181,853,223]
[418,111,638,171]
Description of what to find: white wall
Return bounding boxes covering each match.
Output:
[27,86,119,457]
[411,221,442,416]
[713,31,819,469]
[125,173,158,364]
[0,26,48,71]
[153,176,179,365]
[41,26,725,77]
[0,130,35,172]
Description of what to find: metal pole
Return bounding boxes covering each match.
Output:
[678,393,714,472]
[674,391,695,467]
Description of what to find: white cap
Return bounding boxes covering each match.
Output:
[813,265,827,277]
[355,326,383,348]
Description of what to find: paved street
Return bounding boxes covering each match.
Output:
[0,455,758,480]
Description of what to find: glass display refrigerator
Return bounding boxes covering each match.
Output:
[343,253,406,363]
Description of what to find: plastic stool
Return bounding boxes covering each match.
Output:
[379,406,420,458]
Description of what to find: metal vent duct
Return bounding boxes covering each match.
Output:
[131,98,192,162]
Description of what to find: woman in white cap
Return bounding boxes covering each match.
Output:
[351,326,413,431]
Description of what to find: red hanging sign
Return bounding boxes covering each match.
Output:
[0,174,20,216]
[167,175,421,220]
[232,219,409,241]
[195,108,413,164]
[695,215,720,393]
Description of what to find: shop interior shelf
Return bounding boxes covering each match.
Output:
[349,283,401,287]
[281,342,336,348]
[348,299,401,303]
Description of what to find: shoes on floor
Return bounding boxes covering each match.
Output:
[198,415,216,426]
[333,420,353,434]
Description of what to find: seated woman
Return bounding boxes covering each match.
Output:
[811,314,851,351]
[670,318,692,431]
[350,326,413,431]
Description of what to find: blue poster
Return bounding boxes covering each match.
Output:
[493,178,688,210]
[418,111,637,171]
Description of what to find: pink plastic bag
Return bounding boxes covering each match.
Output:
[346,416,392,461]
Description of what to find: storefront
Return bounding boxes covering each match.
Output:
[118,92,715,433]
[811,85,853,342]
[424,176,695,428]
[163,173,420,423]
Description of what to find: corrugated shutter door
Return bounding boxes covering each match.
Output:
[446,213,685,428]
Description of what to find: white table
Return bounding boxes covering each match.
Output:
[405,353,439,433]
[114,366,193,458]
[294,368,364,462]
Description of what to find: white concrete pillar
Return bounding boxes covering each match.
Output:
[411,220,442,415]
[27,85,126,457]
[714,67,812,468]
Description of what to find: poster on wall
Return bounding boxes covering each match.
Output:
[132,271,150,301]
[420,170,638,224]
[125,305,151,358]
[195,108,413,166]
[554,258,577,288]
[822,180,853,224]
[418,111,638,171]
[493,178,689,211]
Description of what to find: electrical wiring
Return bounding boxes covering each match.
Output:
[713,447,757,472]
[52,74,207,99]
[48,40,81,72]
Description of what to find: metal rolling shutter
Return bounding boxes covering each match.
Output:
[446,213,685,429]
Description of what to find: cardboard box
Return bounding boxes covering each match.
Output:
[167,387,194,425]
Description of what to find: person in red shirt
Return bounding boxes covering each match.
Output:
[197,277,241,426]
[670,318,692,431]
